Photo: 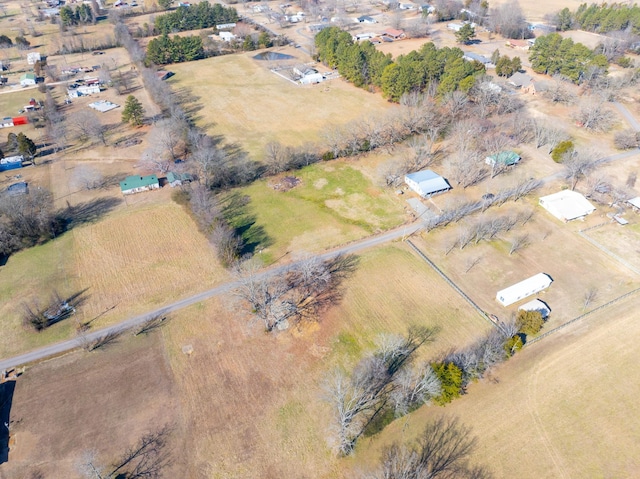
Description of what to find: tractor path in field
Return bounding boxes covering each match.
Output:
[1,148,639,370]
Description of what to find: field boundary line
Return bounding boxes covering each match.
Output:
[578,229,640,276]
[525,286,640,346]
[405,240,497,328]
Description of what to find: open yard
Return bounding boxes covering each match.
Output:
[167,50,395,159]
[353,293,640,478]
[410,190,640,330]
[235,160,408,263]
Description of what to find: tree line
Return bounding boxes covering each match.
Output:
[146,33,205,65]
[529,33,609,83]
[561,3,640,35]
[325,310,546,456]
[154,1,238,35]
[315,27,485,102]
[60,4,94,26]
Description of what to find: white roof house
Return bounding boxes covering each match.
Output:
[518,299,551,319]
[405,170,451,197]
[496,273,553,307]
[27,52,41,65]
[218,31,236,42]
[539,190,595,222]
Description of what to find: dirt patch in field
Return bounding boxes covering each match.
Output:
[1,333,182,478]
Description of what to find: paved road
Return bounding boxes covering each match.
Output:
[0,222,423,371]
[1,145,639,370]
[612,101,640,132]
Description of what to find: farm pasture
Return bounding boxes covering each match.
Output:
[235,160,408,263]
[1,332,182,478]
[353,294,640,478]
[167,50,395,159]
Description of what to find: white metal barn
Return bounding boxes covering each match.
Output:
[539,190,595,222]
[518,299,551,319]
[496,273,553,306]
[404,170,451,197]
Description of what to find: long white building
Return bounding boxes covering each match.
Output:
[496,273,553,307]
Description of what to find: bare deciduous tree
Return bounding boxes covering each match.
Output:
[583,287,598,310]
[368,417,492,479]
[71,110,107,145]
[509,233,529,255]
[72,164,104,190]
[563,148,601,190]
[575,97,616,132]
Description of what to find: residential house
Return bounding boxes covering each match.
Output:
[496,273,553,307]
[119,175,160,195]
[356,15,377,23]
[506,39,530,50]
[20,73,37,87]
[381,29,405,40]
[463,52,494,68]
[485,151,521,167]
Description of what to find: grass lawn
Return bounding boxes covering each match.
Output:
[233,160,407,263]
[167,51,395,159]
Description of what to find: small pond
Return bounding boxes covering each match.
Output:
[253,51,295,61]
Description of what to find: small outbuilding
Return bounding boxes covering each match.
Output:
[167,171,193,187]
[299,72,324,84]
[404,170,451,198]
[27,52,41,65]
[485,151,521,167]
[20,73,37,87]
[356,15,377,23]
[518,299,551,319]
[119,175,160,195]
[0,155,24,172]
[496,273,553,307]
[539,190,596,222]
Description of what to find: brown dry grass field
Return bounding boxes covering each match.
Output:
[1,332,184,478]
[0,242,493,478]
[353,294,640,478]
[410,192,640,329]
[167,50,395,159]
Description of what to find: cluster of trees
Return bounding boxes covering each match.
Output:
[2,132,37,161]
[326,313,548,456]
[0,187,63,258]
[323,326,438,455]
[488,0,533,39]
[154,1,238,34]
[368,417,492,479]
[529,33,608,83]
[315,28,485,101]
[492,50,522,77]
[571,3,640,35]
[235,254,357,331]
[177,185,245,267]
[0,34,30,49]
[22,290,86,332]
[60,4,94,26]
[146,33,204,65]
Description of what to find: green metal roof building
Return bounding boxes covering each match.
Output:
[119,175,159,195]
[485,151,521,166]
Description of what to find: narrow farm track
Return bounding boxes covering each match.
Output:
[1,147,639,370]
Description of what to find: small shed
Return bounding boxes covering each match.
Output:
[299,73,324,84]
[7,182,28,196]
[405,170,451,198]
[0,155,24,172]
[20,73,37,87]
[518,299,551,319]
[167,171,193,187]
[119,175,160,195]
[496,273,553,307]
[485,151,521,166]
[539,190,596,222]
[356,15,376,23]
[27,52,41,65]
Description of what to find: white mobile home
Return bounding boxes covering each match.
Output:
[496,273,553,307]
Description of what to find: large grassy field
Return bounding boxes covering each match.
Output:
[157,242,492,478]
[353,294,640,478]
[167,51,395,159]
[235,160,408,263]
